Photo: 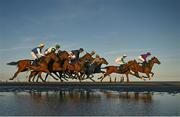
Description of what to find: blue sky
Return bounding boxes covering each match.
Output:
[0,0,179,81]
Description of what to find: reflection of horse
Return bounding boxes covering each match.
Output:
[128,57,161,80]
[104,91,152,101]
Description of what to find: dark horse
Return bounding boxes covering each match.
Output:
[63,52,94,82]
[84,57,109,79]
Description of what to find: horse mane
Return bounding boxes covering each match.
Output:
[101,57,108,64]
[148,57,156,63]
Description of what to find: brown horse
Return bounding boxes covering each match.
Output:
[29,51,69,82]
[39,51,70,82]
[99,64,138,83]
[7,59,32,80]
[63,52,94,82]
[8,52,58,81]
[82,57,109,81]
[128,57,161,80]
[85,57,109,76]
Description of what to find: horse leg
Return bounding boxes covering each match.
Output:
[49,73,59,81]
[60,72,68,81]
[109,76,112,82]
[100,74,109,82]
[37,72,45,82]
[31,71,39,82]
[44,73,49,82]
[120,75,124,83]
[9,69,21,80]
[125,73,130,83]
[28,71,33,82]
[151,72,154,77]
[77,73,82,83]
[32,73,38,82]
[28,71,37,82]
[90,77,96,82]
[146,73,151,80]
[54,72,64,82]
[133,72,145,81]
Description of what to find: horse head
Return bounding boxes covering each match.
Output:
[151,57,161,65]
[57,51,69,60]
[101,58,108,65]
[80,53,94,61]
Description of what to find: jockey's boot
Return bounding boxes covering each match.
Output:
[32,59,39,66]
[142,61,147,67]
[119,65,124,71]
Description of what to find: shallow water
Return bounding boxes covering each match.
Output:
[0,90,179,116]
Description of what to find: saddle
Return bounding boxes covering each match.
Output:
[139,61,149,68]
[32,59,39,66]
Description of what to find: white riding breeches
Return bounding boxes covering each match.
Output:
[138,56,145,62]
[31,52,38,60]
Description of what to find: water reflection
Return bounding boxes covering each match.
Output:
[104,91,153,102]
[27,90,102,103]
[0,90,179,116]
[25,90,154,104]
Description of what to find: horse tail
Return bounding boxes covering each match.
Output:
[7,61,18,65]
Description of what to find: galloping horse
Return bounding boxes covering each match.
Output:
[7,59,32,80]
[7,52,59,81]
[128,57,161,80]
[63,52,94,82]
[84,57,109,79]
[28,51,70,82]
[99,61,146,82]
[43,51,70,82]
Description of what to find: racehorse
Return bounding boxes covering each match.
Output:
[28,51,70,82]
[7,59,32,80]
[99,57,160,82]
[128,57,161,80]
[7,52,58,81]
[63,52,94,82]
[84,57,109,80]
[98,61,145,82]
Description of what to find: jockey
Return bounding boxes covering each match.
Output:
[90,50,96,56]
[31,43,45,65]
[115,54,127,70]
[44,44,61,55]
[91,54,102,65]
[90,54,102,73]
[138,52,151,66]
[115,54,127,65]
[69,48,84,64]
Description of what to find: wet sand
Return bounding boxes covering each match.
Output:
[0,81,179,92]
